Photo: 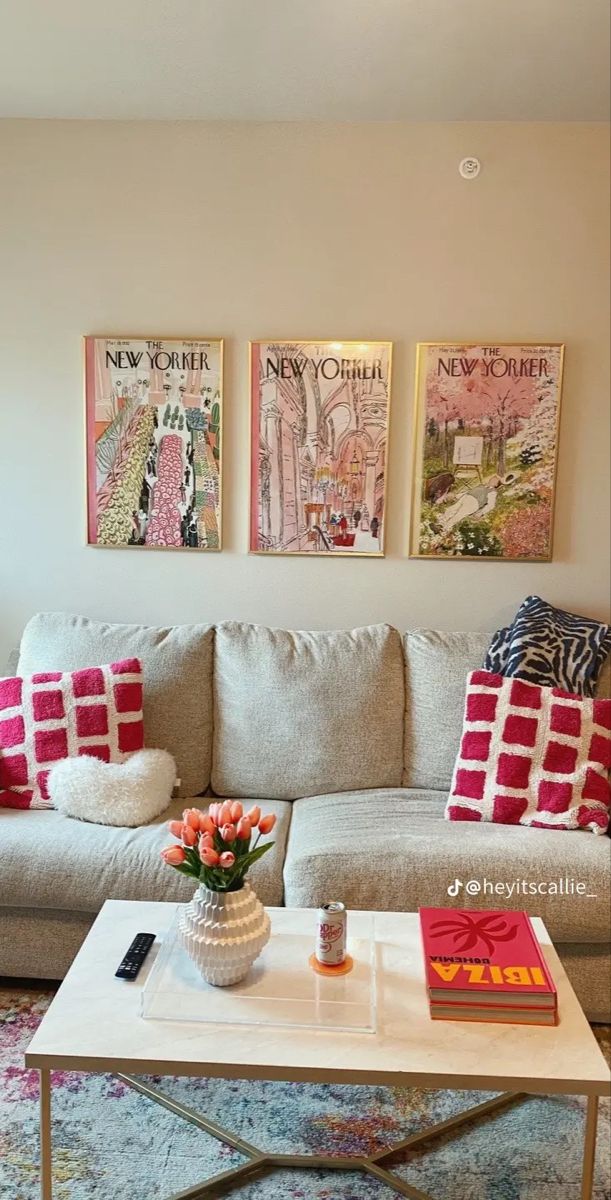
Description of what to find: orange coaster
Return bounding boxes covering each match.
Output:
[309,953,354,977]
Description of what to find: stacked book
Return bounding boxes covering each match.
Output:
[419,907,558,1026]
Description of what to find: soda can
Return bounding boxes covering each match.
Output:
[316,902,347,966]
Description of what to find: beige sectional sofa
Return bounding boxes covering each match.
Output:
[1,612,610,1021]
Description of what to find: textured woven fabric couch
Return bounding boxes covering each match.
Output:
[1,612,610,1021]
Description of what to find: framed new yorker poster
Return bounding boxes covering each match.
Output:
[85,336,223,550]
[250,340,392,555]
[410,343,565,561]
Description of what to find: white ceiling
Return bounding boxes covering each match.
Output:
[0,0,609,121]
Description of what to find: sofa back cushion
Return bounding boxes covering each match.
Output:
[212,622,405,799]
[17,613,213,798]
[403,630,492,790]
[403,630,611,793]
[596,654,611,699]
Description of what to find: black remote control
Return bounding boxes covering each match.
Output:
[115,933,156,980]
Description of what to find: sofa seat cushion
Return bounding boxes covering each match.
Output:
[0,798,290,912]
[282,788,611,944]
[17,613,214,798]
[213,622,405,799]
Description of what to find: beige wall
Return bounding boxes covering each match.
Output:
[0,120,609,667]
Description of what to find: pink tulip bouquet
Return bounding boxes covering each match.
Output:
[160,801,276,893]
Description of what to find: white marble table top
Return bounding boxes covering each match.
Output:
[25,900,611,1097]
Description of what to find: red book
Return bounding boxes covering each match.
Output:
[419,908,557,1023]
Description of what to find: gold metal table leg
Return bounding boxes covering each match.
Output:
[117,1075,536,1200]
[39,1068,52,1200]
[581,1095,599,1200]
[103,1077,603,1200]
[371,1091,525,1163]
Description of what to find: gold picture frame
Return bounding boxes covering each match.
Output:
[84,335,224,552]
[409,342,565,562]
[249,340,393,557]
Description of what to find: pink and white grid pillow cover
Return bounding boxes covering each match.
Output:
[446,670,611,834]
[0,658,144,809]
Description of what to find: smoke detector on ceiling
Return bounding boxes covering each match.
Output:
[459,157,481,179]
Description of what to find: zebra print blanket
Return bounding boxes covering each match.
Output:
[485,595,611,696]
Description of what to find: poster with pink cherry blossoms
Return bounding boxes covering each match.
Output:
[410,343,564,560]
[85,336,223,550]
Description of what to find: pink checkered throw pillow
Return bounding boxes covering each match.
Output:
[446,670,611,834]
[0,658,144,809]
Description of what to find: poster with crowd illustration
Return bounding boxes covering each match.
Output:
[250,341,392,554]
[410,343,564,560]
[85,337,223,550]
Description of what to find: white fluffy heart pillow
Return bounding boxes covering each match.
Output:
[48,750,177,827]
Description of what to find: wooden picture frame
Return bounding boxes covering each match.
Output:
[409,342,564,561]
[250,340,392,556]
[85,336,224,551]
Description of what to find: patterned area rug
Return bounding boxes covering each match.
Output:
[1,986,609,1200]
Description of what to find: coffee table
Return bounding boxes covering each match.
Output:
[25,900,610,1200]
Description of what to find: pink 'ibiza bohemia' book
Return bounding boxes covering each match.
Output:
[419,908,557,1024]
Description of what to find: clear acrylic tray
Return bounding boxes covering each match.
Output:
[141,907,377,1033]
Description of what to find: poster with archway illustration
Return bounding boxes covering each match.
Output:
[85,336,223,550]
[250,341,392,555]
[410,343,564,560]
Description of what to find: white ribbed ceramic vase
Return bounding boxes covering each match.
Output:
[177,880,271,987]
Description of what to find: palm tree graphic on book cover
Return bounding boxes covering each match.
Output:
[419,908,555,997]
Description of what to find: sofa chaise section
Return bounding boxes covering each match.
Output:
[281,787,611,1018]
